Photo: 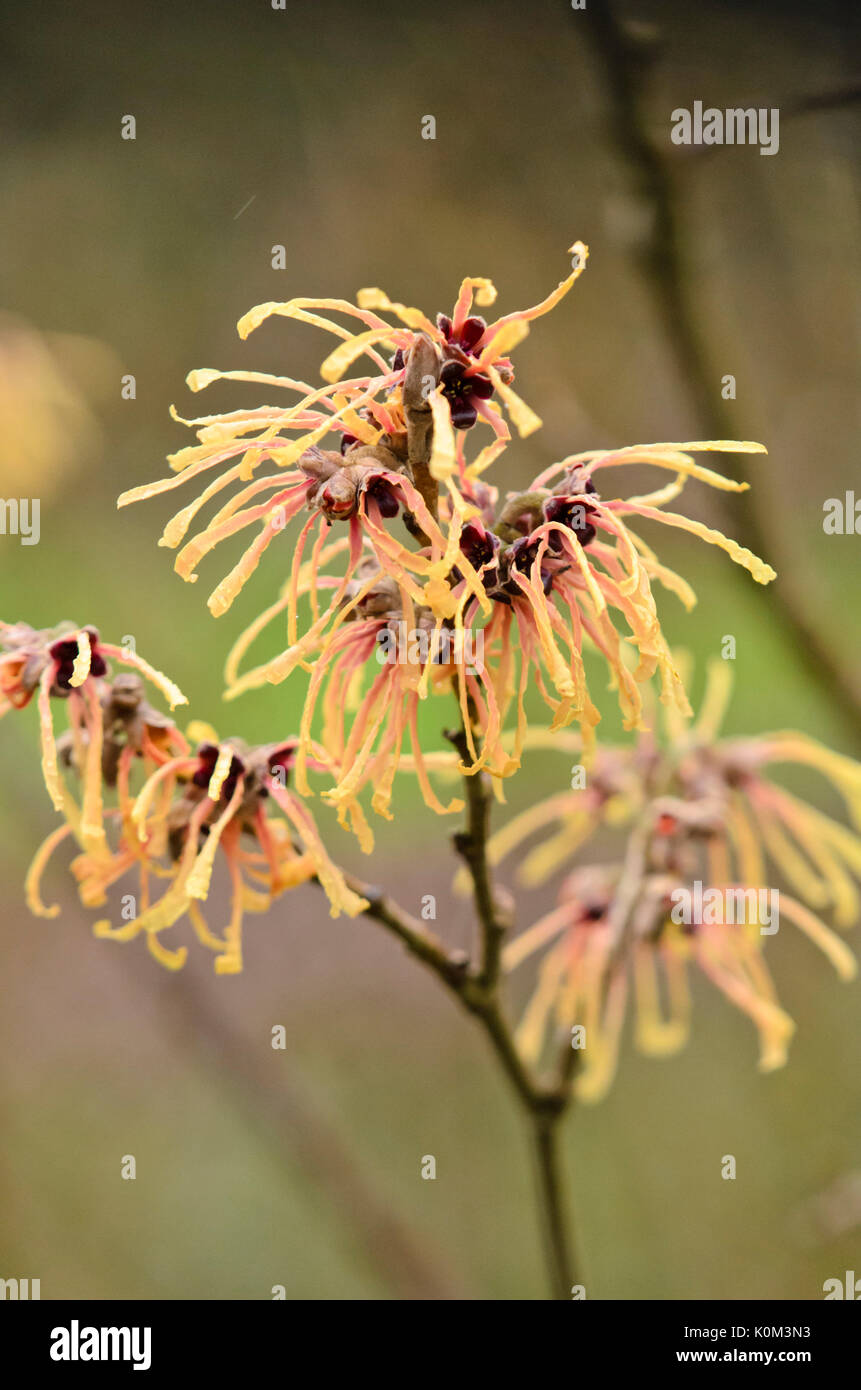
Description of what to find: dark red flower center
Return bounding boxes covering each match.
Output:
[439,359,494,430]
[459,521,500,571]
[362,475,400,519]
[542,491,598,548]
[49,629,107,690]
[192,743,246,801]
[436,314,487,356]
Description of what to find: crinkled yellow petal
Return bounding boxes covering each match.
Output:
[576,969,628,1104]
[186,719,220,744]
[515,946,568,1062]
[483,241,589,346]
[625,473,689,508]
[484,363,542,437]
[760,735,861,829]
[354,287,437,336]
[428,389,457,481]
[25,823,73,918]
[320,328,399,383]
[694,657,734,741]
[779,893,858,980]
[185,367,318,396]
[452,276,498,326]
[237,296,389,342]
[600,439,767,461]
[186,780,245,901]
[269,784,368,917]
[146,933,188,971]
[615,503,777,584]
[473,319,529,368]
[99,643,188,710]
[38,667,64,812]
[626,530,698,610]
[80,682,108,857]
[131,757,187,840]
[93,917,143,942]
[698,943,795,1072]
[68,630,92,687]
[596,447,754,492]
[207,744,234,801]
[503,905,572,971]
[633,945,690,1055]
[187,900,227,951]
[754,798,832,909]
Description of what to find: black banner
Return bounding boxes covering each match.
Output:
[3,1299,858,1373]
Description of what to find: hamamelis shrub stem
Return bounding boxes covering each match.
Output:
[450,720,581,1298]
[324,710,581,1298]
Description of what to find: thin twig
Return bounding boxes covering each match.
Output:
[402,333,440,522]
[344,871,471,988]
[532,1115,577,1300]
[444,724,512,989]
[584,2,861,740]
[344,868,554,1112]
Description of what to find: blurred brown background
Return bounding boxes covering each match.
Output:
[0,0,859,1298]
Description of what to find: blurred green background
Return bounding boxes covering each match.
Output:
[0,0,859,1299]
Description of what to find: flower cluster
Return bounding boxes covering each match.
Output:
[1,620,187,855]
[3,621,365,972]
[494,661,860,1100]
[1,242,857,1114]
[117,246,775,848]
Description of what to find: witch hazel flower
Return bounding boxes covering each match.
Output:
[28,725,367,973]
[115,247,589,617]
[1,620,187,859]
[499,660,859,1100]
[452,439,777,750]
[222,555,514,851]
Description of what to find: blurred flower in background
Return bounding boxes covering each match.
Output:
[0,313,118,500]
[500,660,861,1100]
